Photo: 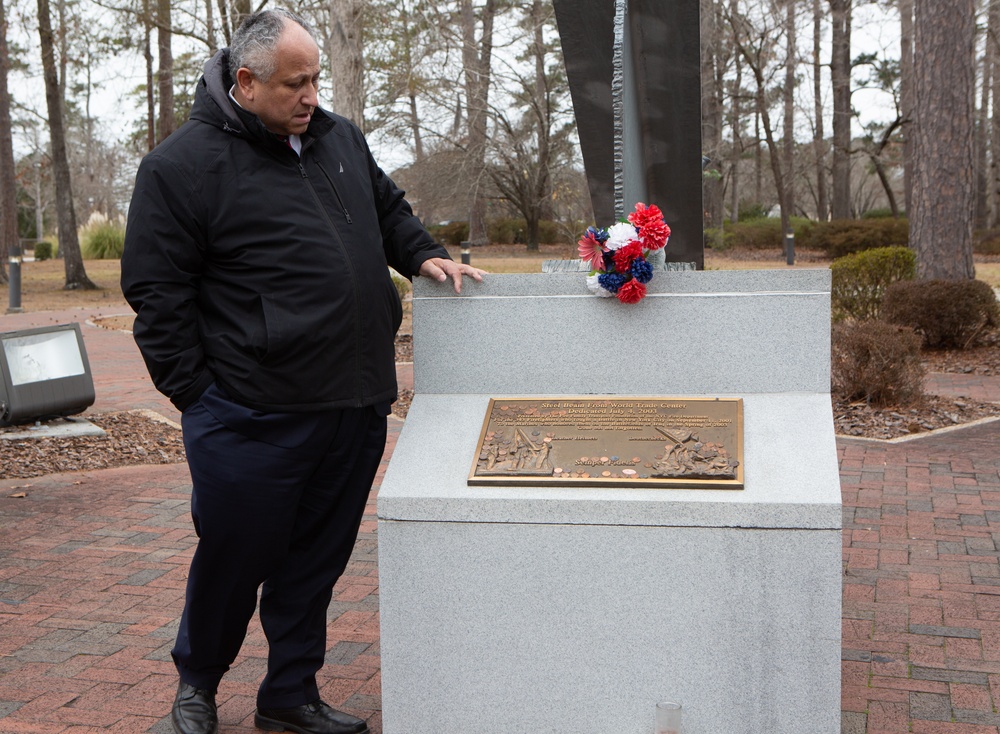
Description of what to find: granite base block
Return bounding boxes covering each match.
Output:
[379,520,841,734]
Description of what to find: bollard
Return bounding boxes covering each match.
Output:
[7,242,23,314]
[785,232,795,266]
[460,240,471,266]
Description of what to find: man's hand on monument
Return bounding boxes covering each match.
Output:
[418,257,486,294]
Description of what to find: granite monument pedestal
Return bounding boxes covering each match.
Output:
[377,271,841,734]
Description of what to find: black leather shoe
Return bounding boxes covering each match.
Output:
[171,681,218,734]
[255,700,369,734]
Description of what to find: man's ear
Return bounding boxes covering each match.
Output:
[236,67,255,101]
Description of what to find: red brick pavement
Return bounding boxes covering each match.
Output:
[3,307,1000,733]
[925,372,1000,405]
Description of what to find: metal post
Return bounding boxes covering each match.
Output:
[785,232,795,266]
[7,242,23,314]
[460,240,471,266]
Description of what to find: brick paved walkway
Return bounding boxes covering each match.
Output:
[2,307,1000,733]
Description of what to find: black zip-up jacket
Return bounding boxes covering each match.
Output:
[121,50,448,413]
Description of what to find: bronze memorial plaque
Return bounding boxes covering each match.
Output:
[469,397,744,489]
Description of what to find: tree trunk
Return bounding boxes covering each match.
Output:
[910,0,976,279]
[782,0,796,222]
[729,2,742,221]
[230,0,251,33]
[530,0,551,233]
[975,23,991,231]
[987,0,1000,227]
[205,0,216,55]
[701,0,725,229]
[0,0,15,284]
[37,0,95,290]
[328,0,365,127]
[829,0,851,219]
[812,0,827,220]
[731,8,792,239]
[869,118,901,218]
[899,0,914,216]
[742,44,791,245]
[754,109,762,204]
[461,0,495,245]
[400,3,423,161]
[143,0,155,151]
[156,0,175,143]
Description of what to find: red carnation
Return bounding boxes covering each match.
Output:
[616,279,646,304]
[628,202,671,250]
[613,241,643,273]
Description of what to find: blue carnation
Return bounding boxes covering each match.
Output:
[587,226,609,244]
[602,250,616,271]
[598,272,627,293]
[631,257,654,283]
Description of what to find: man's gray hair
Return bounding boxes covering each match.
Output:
[229,8,317,83]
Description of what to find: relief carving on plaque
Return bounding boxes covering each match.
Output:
[650,427,739,480]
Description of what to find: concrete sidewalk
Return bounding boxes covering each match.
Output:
[2,308,1000,733]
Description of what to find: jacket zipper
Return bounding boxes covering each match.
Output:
[296,159,366,403]
[315,161,353,224]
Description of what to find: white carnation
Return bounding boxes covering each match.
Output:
[605,222,639,250]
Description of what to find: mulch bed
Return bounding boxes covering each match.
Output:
[1,411,187,481]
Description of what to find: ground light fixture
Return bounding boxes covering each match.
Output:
[0,323,95,426]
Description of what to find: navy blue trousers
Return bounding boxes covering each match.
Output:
[173,382,388,709]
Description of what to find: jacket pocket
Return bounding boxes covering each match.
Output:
[259,294,287,360]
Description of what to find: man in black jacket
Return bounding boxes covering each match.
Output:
[121,9,483,734]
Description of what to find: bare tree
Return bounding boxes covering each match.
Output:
[728,0,745,221]
[988,0,1000,226]
[898,0,915,217]
[0,0,15,284]
[729,1,793,239]
[701,0,726,228]
[782,0,796,224]
[156,0,175,142]
[461,0,495,244]
[37,0,96,289]
[487,0,571,250]
[829,0,851,219]
[853,51,903,218]
[811,0,827,220]
[910,0,976,279]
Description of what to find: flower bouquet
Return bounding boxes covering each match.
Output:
[577,202,671,304]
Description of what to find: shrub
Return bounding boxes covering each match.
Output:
[483,218,570,245]
[882,278,1000,349]
[973,229,1000,255]
[720,217,782,250]
[830,246,917,322]
[704,227,725,251]
[737,202,769,221]
[427,221,469,246]
[488,218,524,245]
[80,213,126,259]
[717,216,813,251]
[32,240,57,260]
[860,208,901,220]
[831,321,924,407]
[808,218,909,258]
[390,271,411,300]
